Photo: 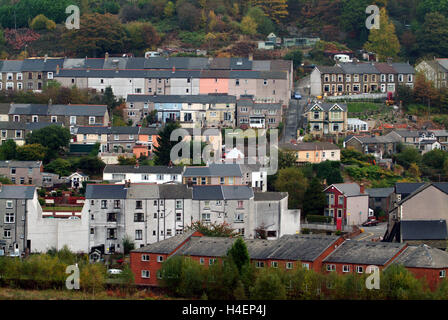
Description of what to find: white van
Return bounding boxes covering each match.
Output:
[334,54,352,63]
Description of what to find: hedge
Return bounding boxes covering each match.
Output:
[306,215,332,223]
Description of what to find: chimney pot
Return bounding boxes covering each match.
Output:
[360,183,365,194]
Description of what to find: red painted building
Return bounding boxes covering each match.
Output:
[324,183,369,230]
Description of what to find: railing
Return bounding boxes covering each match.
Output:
[301,223,352,232]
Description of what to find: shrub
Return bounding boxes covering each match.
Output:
[30,14,56,31]
[306,215,332,223]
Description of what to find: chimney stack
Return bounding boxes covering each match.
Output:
[387,57,393,65]
[56,64,60,75]
[360,183,365,194]
[105,52,109,61]
[44,54,48,62]
[248,53,253,61]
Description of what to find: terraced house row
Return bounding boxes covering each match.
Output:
[311,60,415,97]
[0,55,293,105]
[130,231,448,291]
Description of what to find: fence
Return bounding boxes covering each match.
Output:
[301,222,352,232]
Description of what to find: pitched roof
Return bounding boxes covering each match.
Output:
[247,234,341,261]
[326,183,365,197]
[401,220,448,240]
[173,236,236,257]
[0,160,42,168]
[158,184,192,199]
[9,104,108,116]
[254,192,288,201]
[126,94,236,104]
[85,184,127,199]
[0,185,35,199]
[340,62,380,74]
[305,102,347,112]
[103,165,183,174]
[132,230,196,254]
[392,244,448,269]
[365,187,394,198]
[192,185,254,200]
[183,163,242,177]
[323,241,406,265]
[395,182,426,196]
[280,142,340,151]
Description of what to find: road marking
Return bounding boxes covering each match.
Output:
[357,232,374,241]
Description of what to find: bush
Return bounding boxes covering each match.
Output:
[306,215,332,223]
[30,14,56,31]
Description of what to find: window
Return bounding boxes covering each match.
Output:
[101,200,107,209]
[199,258,204,265]
[302,263,310,270]
[388,74,394,82]
[1,130,6,139]
[176,200,182,209]
[5,213,14,224]
[234,213,244,222]
[256,261,265,268]
[6,201,13,209]
[135,230,143,240]
[134,212,144,222]
[114,200,120,209]
[15,130,21,138]
[142,255,150,262]
[338,196,344,206]
[136,201,143,209]
[107,228,117,239]
[286,262,294,269]
[176,212,182,222]
[326,264,336,272]
[89,117,95,124]
[209,259,216,265]
[13,115,19,122]
[47,72,53,80]
[157,256,164,263]
[17,83,22,90]
[202,213,210,221]
[4,230,11,238]
[235,79,240,86]
[141,174,149,181]
[237,200,244,209]
[107,213,117,222]
[171,175,177,181]
[343,265,350,273]
[20,177,24,184]
[157,174,163,181]
[129,134,134,140]
[271,261,278,268]
[51,116,57,123]
[10,168,16,175]
[240,107,248,112]
[141,270,150,278]
[314,111,320,119]
[70,116,76,125]
[201,177,206,185]
[440,270,446,278]
[356,266,364,273]
[220,177,225,184]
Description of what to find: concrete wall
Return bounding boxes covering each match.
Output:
[347,195,369,226]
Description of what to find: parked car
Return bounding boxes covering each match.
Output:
[107,269,122,275]
[293,92,302,99]
[362,219,379,227]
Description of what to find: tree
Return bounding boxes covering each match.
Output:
[241,16,258,35]
[422,149,448,169]
[45,158,72,177]
[246,6,275,35]
[63,13,126,57]
[16,144,47,161]
[124,21,161,53]
[413,72,437,108]
[206,258,239,300]
[250,0,288,24]
[153,122,181,166]
[417,12,448,57]
[284,49,303,70]
[0,140,17,160]
[0,177,12,184]
[394,147,422,169]
[75,156,106,176]
[176,1,198,31]
[364,7,400,61]
[303,178,326,216]
[117,156,137,166]
[177,258,206,298]
[250,268,287,299]
[26,125,71,161]
[29,14,56,30]
[408,162,421,179]
[164,1,175,17]
[187,221,238,237]
[227,238,250,274]
[381,264,425,299]
[80,263,106,294]
[122,235,135,254]
[274,167,308,209]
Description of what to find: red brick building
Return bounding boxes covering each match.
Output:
[390,244,448,291]
[322,241,407,275]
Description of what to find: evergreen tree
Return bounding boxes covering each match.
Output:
[227,238,250,274]
[303,177,326,216]
[153,122,182,166]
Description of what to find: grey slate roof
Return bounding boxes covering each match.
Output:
[365,187,394,198]
[254,192,288,201]
[323,240,406,265]
[394,130,420,138]
[0,185,35,199]
[103,165,184,174]
[174,236,236,257]
[126,184,159,199]
[401,220,448,240]
[126,94,236,104]
[328,183,365,197]
[85,184,127,199]
[158,184,192,199]
[0,160,42,168]
[9,104,107,117]
[0,121,62,130]
[76,126,111,134]
[0,104,10,115]
[132,230,196,254]
[392,245,448,269]
[305,102,347,112]
[280,142,340,152]
[340,62,380,74]
[249,234,341,261]
[395,182,426,196]
[183,163,242,177]
[192,185,254,200]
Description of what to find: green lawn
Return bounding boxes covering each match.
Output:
[347,102,381,113]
